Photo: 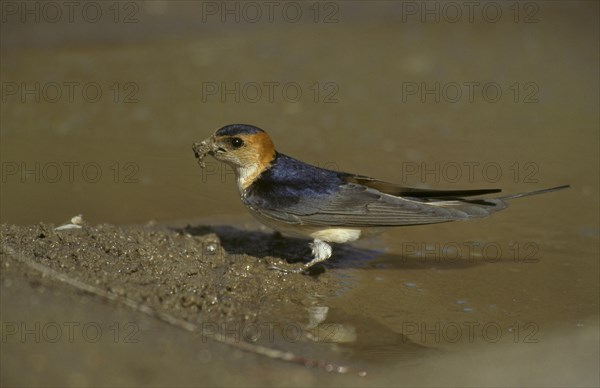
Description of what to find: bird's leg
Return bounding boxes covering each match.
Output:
[268,239,332,274]
[305,239,333,268]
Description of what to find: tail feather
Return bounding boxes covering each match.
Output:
[496,185,570,200]
[430,185,570,221]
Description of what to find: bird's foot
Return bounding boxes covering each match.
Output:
[307,239,333,267]
[266,239,333,274]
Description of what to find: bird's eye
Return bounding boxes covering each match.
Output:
[230,137,244,148]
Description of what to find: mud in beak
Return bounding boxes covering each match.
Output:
[192,136,218,168]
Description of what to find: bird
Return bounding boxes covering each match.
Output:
[192,124,569,273]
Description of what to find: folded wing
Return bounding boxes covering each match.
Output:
[245,177,507,227]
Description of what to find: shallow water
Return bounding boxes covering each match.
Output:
[1,1,598,386]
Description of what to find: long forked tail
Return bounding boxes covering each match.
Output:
[432,184,570,221]
[496,185,570,200]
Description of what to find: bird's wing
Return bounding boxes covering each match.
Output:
[344,175,502,199]
[244,180,506,227]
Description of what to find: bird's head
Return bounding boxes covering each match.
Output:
[196,124,276,189]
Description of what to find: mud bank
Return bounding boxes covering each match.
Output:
[0,221,411,386]
[1,221,598,387]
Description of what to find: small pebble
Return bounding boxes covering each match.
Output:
[205,243,218,254]
[54,224,82,231]
[404,282,416,288]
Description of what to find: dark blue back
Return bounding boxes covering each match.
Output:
[245,153,345,209]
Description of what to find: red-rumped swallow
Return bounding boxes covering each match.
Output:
[193,124,569,273]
